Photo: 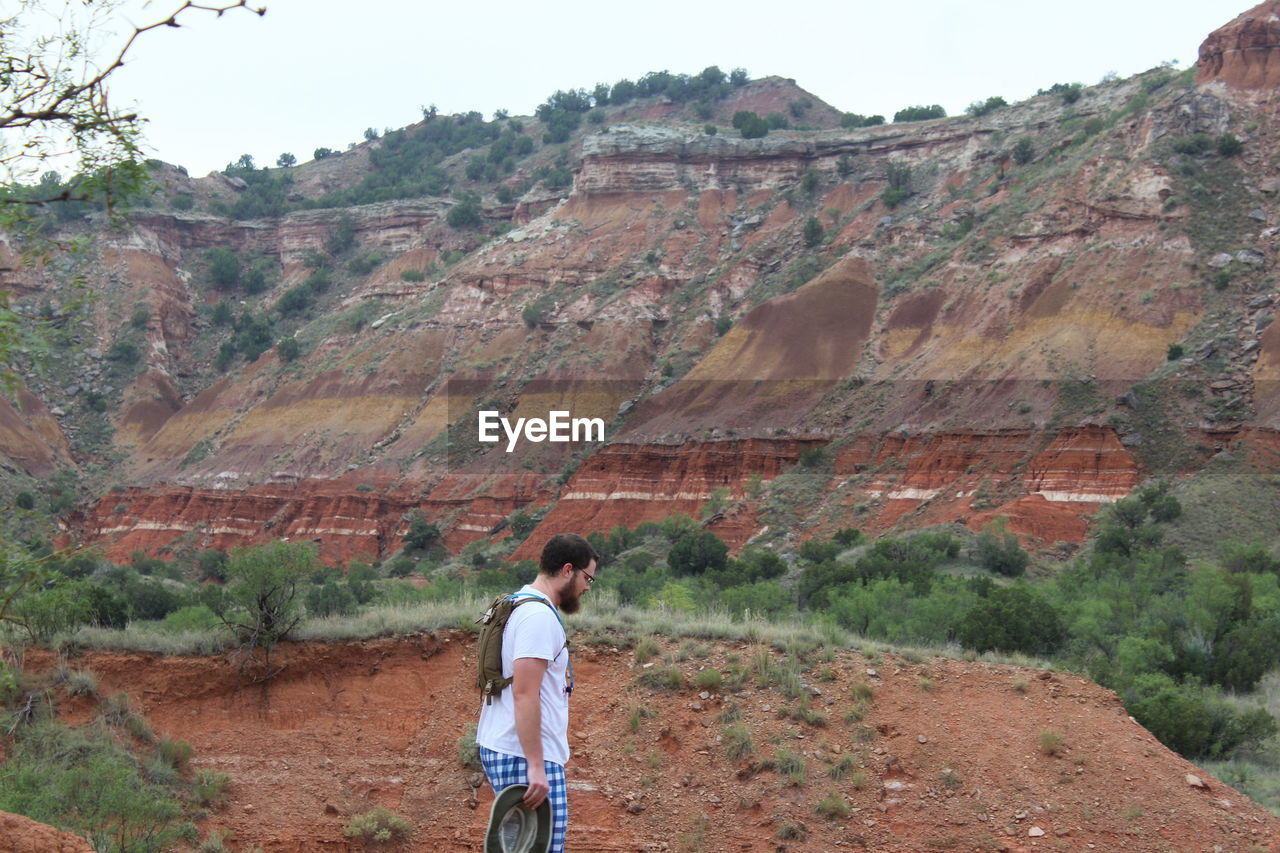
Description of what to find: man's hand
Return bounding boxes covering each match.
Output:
[524,762,550,808]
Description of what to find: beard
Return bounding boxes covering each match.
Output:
[559,584,582,614]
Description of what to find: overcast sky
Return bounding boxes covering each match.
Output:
[104,0,1252,177]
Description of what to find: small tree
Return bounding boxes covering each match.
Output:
[973,520,1029,577]
[965,96,1007,117]
[1012,137,1035,165]
[204,247,242,289]
[403,511,440,551]
[276,152,297,168]
[667,530,729,576]
[882,161,912,208]
[893,104,946,123]
[957,586,1062,655]
[803,217,824,248]
[1217,134,1243,157]
[277,336,301,363]
[447,193,483,229]
[221,541,319,648]
[801,167,820,194]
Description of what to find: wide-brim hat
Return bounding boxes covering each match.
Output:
[484,783,552,853]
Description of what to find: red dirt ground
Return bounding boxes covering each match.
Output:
[23,634,1280,852]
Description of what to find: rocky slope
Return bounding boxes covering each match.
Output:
[26,635,1280,852]
[6,5,1280,563]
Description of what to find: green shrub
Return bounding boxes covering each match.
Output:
[667,530,728,576]
[1126,673,1277,758]
[1216,134,1243,157]
[723,724,754,761]
[694,668,722,691]
[194,769,230,806]
[894,104,946,122]
[64,669,98,696]
[222,540,320,647]
[628,704,656,732]
[803,216,824,247]
[388,556,417,578]
[15,490,35,511]
[275,283,314,315]
[107,339,140,365]
[324,215,357,256]
[344,807,413,843]
[347,252,382,275]
[815,791,850,819]
[732,110,769,139]
[965,96,1006,117]
[638,665,683,690]
[957,586,1063,655]
[974,524,1029,577]
[403,512,440,551]
[828,755,858,780]
[840,113,884,128]
[777,821,807,841]
[1167,342,1184,361]
[522,293,556,328]
[447,194,483,229]
[1172,134,1214,155]
[1041,82,1082,104]
[1012,137,1035,165]
[1038,729,1064,756]
[457,723,481,770]
[776,748,806,785]
[400,268,426,282]
[882,160,912,208]
[0,721,185,851]
[204,247,241,289]
[277,336,301,363]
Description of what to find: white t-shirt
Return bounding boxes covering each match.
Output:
[475,585,571,766]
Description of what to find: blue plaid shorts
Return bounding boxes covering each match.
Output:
[480,746,568,853]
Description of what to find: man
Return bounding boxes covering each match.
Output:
[476,533,599,853]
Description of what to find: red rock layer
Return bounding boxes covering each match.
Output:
[1197,1,1280,90]
[79,473,549,565]
[835,427,1140,544]
[78,429,1151,563]
[512,438,819,559]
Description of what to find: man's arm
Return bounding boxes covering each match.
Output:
[512,656,550,808]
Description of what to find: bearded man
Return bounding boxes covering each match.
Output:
[475,532,599,853]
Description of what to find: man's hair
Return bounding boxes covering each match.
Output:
[539,533,598,575]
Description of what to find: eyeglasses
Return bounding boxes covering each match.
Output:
[579,568,596,586]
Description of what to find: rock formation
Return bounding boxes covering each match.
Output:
[1198,0,1280,91]
[3,9,1278,566]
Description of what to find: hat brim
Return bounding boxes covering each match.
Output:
[484,783,553,853]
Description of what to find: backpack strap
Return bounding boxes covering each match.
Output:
[504,592,574,699]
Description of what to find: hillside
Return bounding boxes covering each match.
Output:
[3,8,1280,568]
[5,8,1280,845]
[21,634,1280,852]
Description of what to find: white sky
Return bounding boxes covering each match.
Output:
[102,0,1253,177]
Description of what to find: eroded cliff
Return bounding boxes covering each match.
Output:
[6,9,1280,563]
